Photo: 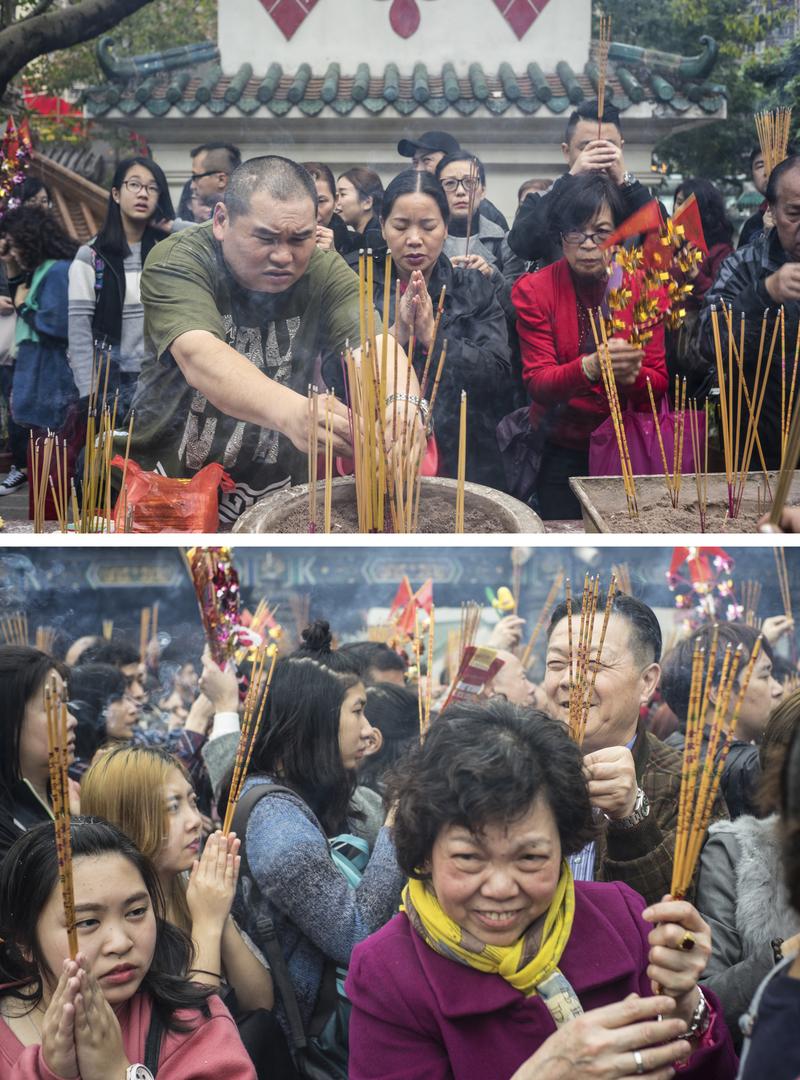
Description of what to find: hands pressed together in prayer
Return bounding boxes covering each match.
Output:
[392,270,436,350]
[186,829,241,936]
[569,140,626,185]
[42,957,133,1080]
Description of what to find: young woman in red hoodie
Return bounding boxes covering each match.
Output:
[0,818,256,1080]
[512,172,668,520]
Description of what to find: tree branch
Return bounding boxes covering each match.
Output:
[0,0,155,96]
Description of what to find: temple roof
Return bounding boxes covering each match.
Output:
[80,36,726,120]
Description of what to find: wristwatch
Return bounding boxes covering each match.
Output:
[607,787,650,830]
[620,171,637,189]
[127,1067,155,1080]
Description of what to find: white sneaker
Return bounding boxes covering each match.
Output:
[0,465,28,494]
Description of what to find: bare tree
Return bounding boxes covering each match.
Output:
[0,0,155,100]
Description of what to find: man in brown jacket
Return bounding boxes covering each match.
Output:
[544,593,726,905]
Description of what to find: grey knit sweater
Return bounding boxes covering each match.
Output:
[233,774,404,1039]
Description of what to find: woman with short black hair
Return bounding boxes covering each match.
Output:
[347,700,736,1080]
[512,171,668,519]
[68,156,173,415]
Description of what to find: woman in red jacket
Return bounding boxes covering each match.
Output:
[0,819,256,1080]
[512,173,668,520]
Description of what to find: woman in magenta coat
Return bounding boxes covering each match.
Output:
[512,173,668,520]
[346,702,736,1080]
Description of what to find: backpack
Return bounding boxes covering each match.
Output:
[737,954,794,1078]
[232,782,368,1080]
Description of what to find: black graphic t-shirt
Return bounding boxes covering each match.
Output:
[131,222,365,524]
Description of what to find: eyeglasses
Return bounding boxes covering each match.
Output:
[561,229,613,247]
[123,179,160,196]
[192,169,228,181]
[440,177,481,194]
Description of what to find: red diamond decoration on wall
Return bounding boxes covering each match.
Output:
[258,0,320,40]
[492,0,554,39]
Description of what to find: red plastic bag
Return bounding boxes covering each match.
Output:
[110,457,235,532]
[589,397,705,478]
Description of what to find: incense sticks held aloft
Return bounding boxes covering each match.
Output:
[520,572,564,671]
[672,631,762,899]
[739,579,763,629]
[414,606,436,742]
[565,574,618,745]
[755,107,793,178]
[0,610,28,646]
[35,625,57,655]
[307,385,319,532]
[45,675,77,959]
[222,646,278,835]
[457,600,482,662]
[596,12,612,137]
[775,547,794,622]
[455,391,467,533]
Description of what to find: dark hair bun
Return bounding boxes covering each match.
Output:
[301,619,333,654]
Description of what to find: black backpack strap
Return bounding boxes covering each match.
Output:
[143,1005,165,1075]
[231,782,314,1054]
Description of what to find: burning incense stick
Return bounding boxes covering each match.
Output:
[46,676,77,959]
[591,312,638,518]
[739,579,762,628]
[520,572,564,670]
[222,647,278,835]
[566,574,617,745]
[140,607,151,668]
[596,12,612,138]
[769,376,800,529]
[324,391,334,534]
[102,619,113,641]
[455,391,467,533]
[775,548,793,622]
[464,159,480,257]
[672,635,762,898]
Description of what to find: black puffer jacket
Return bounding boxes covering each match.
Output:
[665,727,761,819]
[326,253,512,490]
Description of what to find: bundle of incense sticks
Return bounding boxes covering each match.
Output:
[335,252,450,533]
[672,632,762,899]
[455,391,467,533]
[29,432,70,533]
[186,547,241,667]
[769,365,800,529]
[139,604,159,667]
[610,563,632,597]
[645,377,687,509]
[457,600,482,661]
[710,305,777,520]
[595,12,612,136]
[102,619,113,641]
[740,579,762,629]
[688,399,710,532]
[775,548,793,622]
[590,312,638,518]
[755,107,793,178]
[566,574,618,745]
[520,572,564,670]
[45,676,77,959]
[0,611,28,645]
[464,159,480,257]
[307,385,319,532]
[414,606,436,741]
[35,625,57,655]
[222,646,278,834]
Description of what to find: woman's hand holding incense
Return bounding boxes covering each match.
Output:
[73,962,130,1080]
[40,960,80,1079]
[509,994,690,1080]
[761,614,795,646]
[198,647,240,714]
[642,897,711,1026]
[187,830,241,933]
[315,224,335,251]
[606,339,643,386]
[583,746,638,821]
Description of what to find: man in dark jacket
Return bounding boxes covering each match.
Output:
[737,146,771,249]
[507,100,656,266]
[660,621,784,819]
[699,154,800,468]
[544,592,727,905]
[396,130,509,230]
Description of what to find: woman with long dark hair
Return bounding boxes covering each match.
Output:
[68,156,174,415]
[230,621,403,1069]
[0,645,77,866]
[336,167,385,255]
[0,205,79,442]
[0,818,257,1078]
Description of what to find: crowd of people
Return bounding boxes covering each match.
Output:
[0,584,799,1079]
[1,101,797,527]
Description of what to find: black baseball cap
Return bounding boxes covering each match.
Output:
[397,130,462,158]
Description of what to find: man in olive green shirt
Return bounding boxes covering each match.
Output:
[132,155,412,525]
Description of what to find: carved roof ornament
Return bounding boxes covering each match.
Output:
[95,37,219,80]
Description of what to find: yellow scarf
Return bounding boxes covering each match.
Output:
[401,861,575,998]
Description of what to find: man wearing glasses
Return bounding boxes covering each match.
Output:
[191,142,242,204]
